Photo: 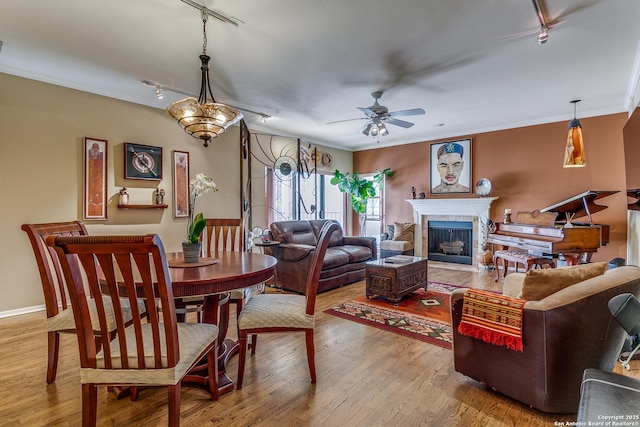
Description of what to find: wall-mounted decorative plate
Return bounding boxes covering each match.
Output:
[124,142,162,180]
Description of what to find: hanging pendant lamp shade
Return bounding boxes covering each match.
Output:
[563,100,586,168]
[167,17,243,147]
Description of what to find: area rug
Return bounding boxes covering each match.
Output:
[324,282,460,349]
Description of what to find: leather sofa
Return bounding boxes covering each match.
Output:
[266,219,376,294]
[450,265,640,413]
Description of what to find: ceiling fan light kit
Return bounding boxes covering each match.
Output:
[532,0,549,44]
[167,12,243,147]
[333,91,425,138]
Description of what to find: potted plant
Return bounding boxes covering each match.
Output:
[183,173,218,262]
[330,168,393,236]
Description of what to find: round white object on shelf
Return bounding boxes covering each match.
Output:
[475,178,492,196]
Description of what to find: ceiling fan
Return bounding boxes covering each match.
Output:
[328,91,425,137]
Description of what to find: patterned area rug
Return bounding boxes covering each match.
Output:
[324,282,460,349]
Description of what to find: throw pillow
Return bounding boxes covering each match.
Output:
[392,222,415,242]
[520,262,608,301]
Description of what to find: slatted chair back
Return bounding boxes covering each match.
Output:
[204,218,243,255]
[21,221,89,383]
[22,221,89,322]
[304,221,339,315]
[47,234,173,371]
[46,233,219,426]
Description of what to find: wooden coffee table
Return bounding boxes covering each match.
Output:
[365,256,428,306]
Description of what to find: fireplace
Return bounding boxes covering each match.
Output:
[407,197,498,264]
[428,220,473,264]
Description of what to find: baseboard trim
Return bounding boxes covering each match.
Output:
[0,304,45,319]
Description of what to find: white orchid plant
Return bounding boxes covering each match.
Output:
[185,173,218,244]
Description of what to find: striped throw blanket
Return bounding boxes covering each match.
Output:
[458,289,526,352]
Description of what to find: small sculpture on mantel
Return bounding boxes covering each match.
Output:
[118,187,129,205]
[412,186,417,199]
[155,188,165,205]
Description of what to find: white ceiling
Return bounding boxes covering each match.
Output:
[1,0,640,151]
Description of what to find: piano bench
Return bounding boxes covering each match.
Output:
[493,250,555,282]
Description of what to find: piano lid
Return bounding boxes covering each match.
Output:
[540,190,618,221]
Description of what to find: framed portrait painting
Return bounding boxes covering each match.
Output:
[430,138,472,195]
[83,137,108,220]
[172,151,190,218]
[124,142,163,180]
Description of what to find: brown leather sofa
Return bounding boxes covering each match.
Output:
[266,219,376,294]
[450,265,640,414]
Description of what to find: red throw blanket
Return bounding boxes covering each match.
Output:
[458,289,526,352]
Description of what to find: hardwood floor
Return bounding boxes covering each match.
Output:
[1,263,638,426]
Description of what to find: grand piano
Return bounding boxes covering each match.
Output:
[486,190,618,265]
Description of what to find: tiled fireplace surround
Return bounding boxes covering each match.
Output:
[407,198,499,263]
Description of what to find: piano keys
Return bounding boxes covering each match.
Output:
[486,190,618,265]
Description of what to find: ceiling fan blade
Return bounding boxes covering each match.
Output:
[388,108,425,117]
[385,118,414,128]
[357,107,377,118]
[326,117,367,124]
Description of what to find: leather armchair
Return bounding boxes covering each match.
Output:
[451,266,640,413]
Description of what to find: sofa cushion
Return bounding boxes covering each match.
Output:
[502,272,527,298]
[322,248,350,270]
[270,220,318,246]
[380,240,414,251]
[332,245,373,263]
[520,262,608,300]
[393,222,415,241]
[310,220,344,246]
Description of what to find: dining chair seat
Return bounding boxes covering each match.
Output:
[46,297,148,333]
[84,322,218,385]
[238,294,313,329]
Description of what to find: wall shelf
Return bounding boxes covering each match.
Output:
[117,204,167,210]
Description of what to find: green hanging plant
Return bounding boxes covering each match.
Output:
[330,168,393,214]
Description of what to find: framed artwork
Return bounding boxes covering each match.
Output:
[172,150,190,218]
[124,142,162,180]
[430,138,472,195]
[83,137,108,220]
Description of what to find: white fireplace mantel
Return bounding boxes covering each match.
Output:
[407,197,498,260]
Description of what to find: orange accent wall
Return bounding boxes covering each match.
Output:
[354,113,629,263]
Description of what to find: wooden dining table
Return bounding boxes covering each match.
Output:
[164,251,276,395]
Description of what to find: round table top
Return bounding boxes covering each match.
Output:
[165,251,276,297]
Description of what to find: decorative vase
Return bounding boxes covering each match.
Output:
[182,242,202,263]
[477,249,494,270]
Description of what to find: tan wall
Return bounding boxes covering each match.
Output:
[0,73,243,313]
[354,113,629,264]
[0,73,355,315]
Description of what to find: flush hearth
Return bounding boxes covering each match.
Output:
[428,220,473,265]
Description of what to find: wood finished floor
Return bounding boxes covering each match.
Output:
[1,262,638,426]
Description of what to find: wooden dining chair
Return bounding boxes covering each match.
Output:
[175,218,248,323]
[236,221,338,389]
[21,221,147,384]
[47,234,219,427]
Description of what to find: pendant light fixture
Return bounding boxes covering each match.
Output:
[167,12,243,147]
[563,99,586,168]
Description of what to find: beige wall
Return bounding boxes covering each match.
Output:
[0,73,354,315]
[0,73,244,314]
[354,113,630,264]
